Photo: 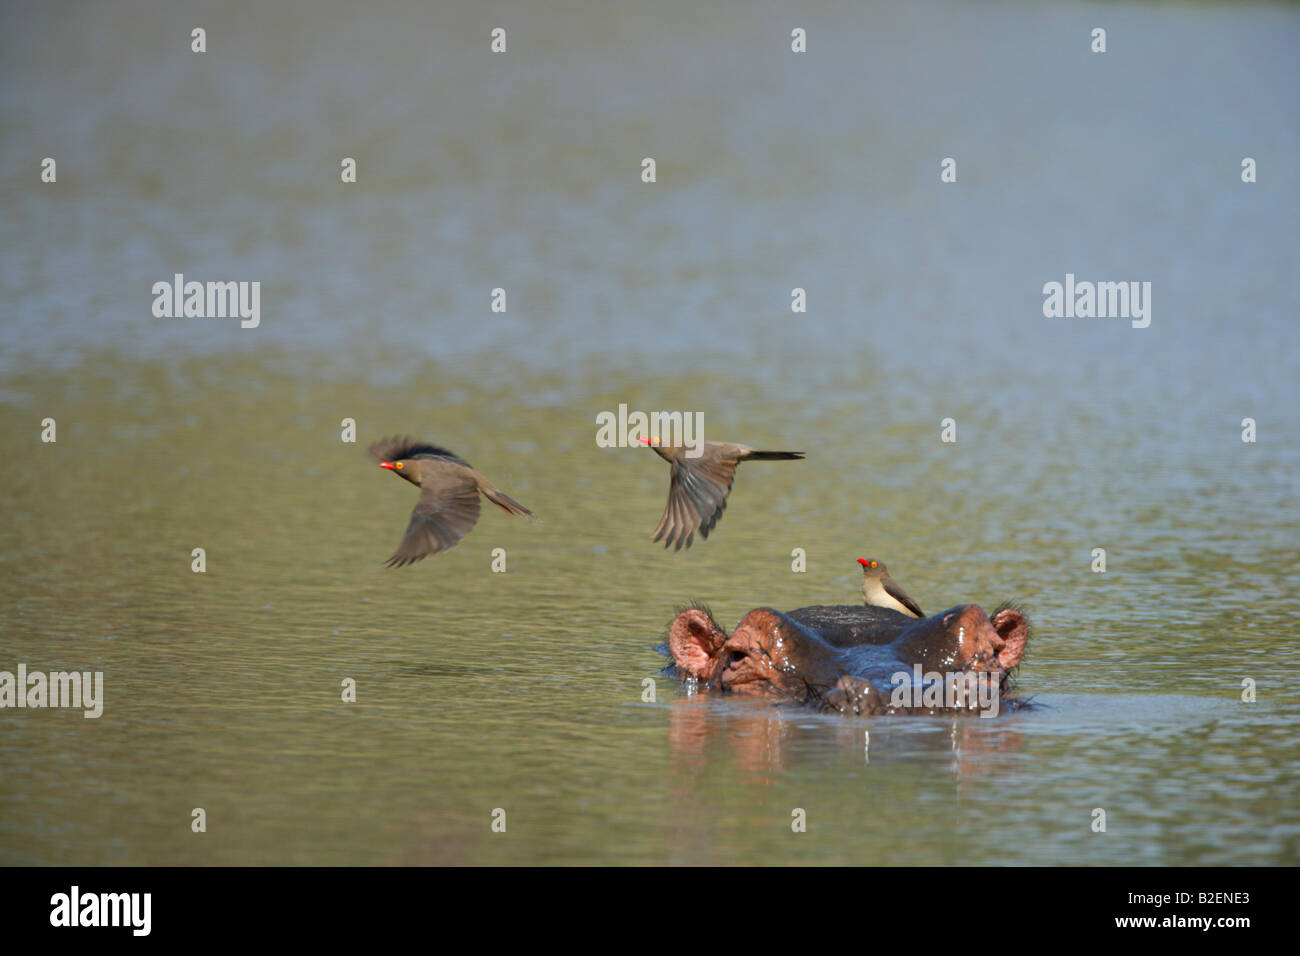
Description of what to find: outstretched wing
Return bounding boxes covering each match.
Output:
[369,436,470,467]
[652,452,740,550]
[386,472,482,566]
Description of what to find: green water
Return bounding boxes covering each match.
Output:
[0,353,1295,865]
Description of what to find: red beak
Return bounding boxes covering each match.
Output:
[636,437,651,445]
[379,461,396,470]
[856,558,869,566]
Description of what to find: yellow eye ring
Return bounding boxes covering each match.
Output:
[395,462,404,469]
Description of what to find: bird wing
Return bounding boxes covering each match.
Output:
[386,471,482,566]
[884,579,925,618]
[369,436,470,467]
[652,451,739,550]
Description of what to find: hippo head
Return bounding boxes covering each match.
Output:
[667,602,1030,715]
[669,606,848,703]
[894,603,1029,674]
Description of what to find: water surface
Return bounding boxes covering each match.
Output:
[1,0,1297,865]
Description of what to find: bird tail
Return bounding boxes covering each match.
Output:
[744,450,805,461]
[481,484,534,519]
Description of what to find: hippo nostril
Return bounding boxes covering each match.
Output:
[728,650,746,666]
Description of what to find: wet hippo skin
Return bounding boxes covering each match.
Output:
[667,603,1029,716]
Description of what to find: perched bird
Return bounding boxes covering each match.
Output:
[369,436,532,566]
[857,558,924,618]
[638,437,804,550]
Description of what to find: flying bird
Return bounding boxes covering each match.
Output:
[369,436,532,566]
[638,437,804,550]
[857,558,924,618]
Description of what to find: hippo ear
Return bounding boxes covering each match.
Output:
[991,608,1028,668]
[668,608,728,680]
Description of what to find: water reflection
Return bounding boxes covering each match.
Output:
[665,692,1028,778]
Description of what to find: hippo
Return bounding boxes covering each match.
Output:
[666,602,1030,716]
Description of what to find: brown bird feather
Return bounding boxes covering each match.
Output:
[642,440,803,550]
[369,436,531,566]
